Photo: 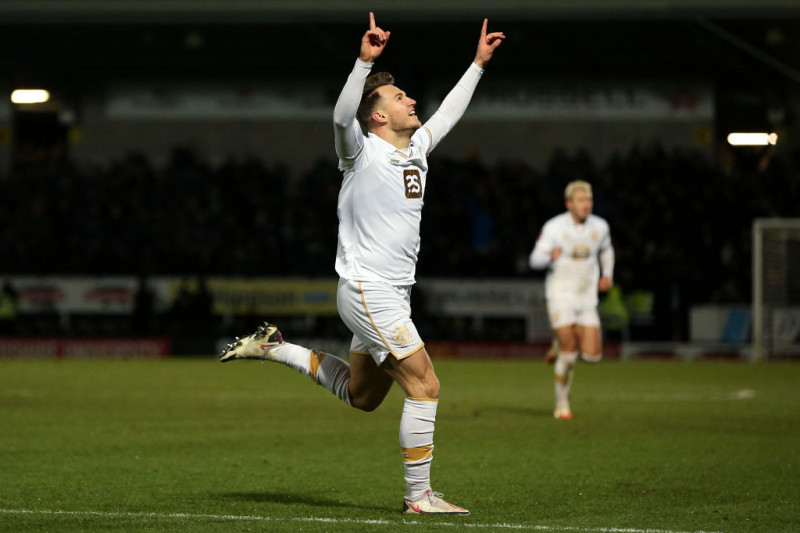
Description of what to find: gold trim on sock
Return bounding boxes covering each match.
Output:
[309,350,327,383]
[401,444,434,463]
[554,373,573,385]
[554,372,572,385]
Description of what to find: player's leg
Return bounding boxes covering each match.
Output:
[576,308,603,362]
[347,351,395,411]
[338,278,466,514]
[219,322,353,405]
[218,282,401,410]
[577,326,602,361]
[552,325,578,420]
[382,345,439,398]
[382,347,468,515]
[548,301,578,419]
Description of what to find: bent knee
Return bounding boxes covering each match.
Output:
[350,393,383,412]
[352,399,382,412]
[423,379,440,400]
[414,373,440,400]
[349,387,391,412]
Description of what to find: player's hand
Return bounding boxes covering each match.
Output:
[551,247,562,262]
[598,276,613,292]
[474,19,504,69]
[359,12,390,63]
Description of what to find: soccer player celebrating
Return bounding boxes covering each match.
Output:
[220,13,503,515]
[529,180,615,420]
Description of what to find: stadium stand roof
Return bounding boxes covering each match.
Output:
[0,0,799,24]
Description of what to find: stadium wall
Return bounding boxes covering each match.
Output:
[68,81,713,174]
[2,275,781,361]
[70,116,710,175]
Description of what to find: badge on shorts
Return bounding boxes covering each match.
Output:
[389,324,413,346]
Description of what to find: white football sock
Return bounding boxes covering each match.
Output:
[267,342,312,374]
[314,351,351,405]
[268,343,351,405]
[554,351,578,408]
[400,398,437,501]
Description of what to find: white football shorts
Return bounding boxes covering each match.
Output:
[546,299,601,330]
[337,278,424,365]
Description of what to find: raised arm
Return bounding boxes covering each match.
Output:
[474,18,505,69]
[421,20,504,153]
[359,12,390,64]
[333,13,391,161]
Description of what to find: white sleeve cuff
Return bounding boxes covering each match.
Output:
[355,59,374,70]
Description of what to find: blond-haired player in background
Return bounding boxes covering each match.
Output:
[529,180,614,420]
[219,13,503,515]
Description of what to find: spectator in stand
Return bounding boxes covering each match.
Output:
[2,127,799,340]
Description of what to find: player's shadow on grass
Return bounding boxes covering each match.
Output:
[220,491,385,511]
[478,405,553,418]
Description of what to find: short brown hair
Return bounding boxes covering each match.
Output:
[356,72,395,132]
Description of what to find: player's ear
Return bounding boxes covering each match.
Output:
[372,110,387,124]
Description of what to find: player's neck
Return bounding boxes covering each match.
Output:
[372,127,412,151]
[569,213,587,225]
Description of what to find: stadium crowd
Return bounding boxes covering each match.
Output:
[2,141,797,340]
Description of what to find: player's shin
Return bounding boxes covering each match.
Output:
[269,344,352,405]
[554,351,578,409]
[400,397,437,501]
[311,350,352,405]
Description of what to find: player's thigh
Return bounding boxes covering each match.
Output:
[348,351,395,409]
[382,346,440,400]
[553,325,579,352]
[576,325,601,356]
[548,301,579,351]
[575,306,602,356]
[337,278,424,365]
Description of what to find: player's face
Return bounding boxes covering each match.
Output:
[375,85,421,132]
[567,188,593,223]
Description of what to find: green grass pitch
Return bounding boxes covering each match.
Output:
[1,357,798,532]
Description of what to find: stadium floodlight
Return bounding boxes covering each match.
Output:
[727,132,778,146]
[10,89,50,104]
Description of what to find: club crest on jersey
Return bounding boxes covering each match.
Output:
[389,324,413,346]
[404,170,422,199]
[572,245,591,259]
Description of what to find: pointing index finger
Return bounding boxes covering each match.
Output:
[370,12,376,30]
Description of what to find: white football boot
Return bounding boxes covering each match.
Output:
[553,402,573,420]
[402,490,469,515]
[219,322,284,362]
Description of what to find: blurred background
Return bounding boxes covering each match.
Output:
[0,0,798,359]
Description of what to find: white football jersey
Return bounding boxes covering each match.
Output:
[530,212,614,305]
[332,59,484,285]
[335,129,433,284]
